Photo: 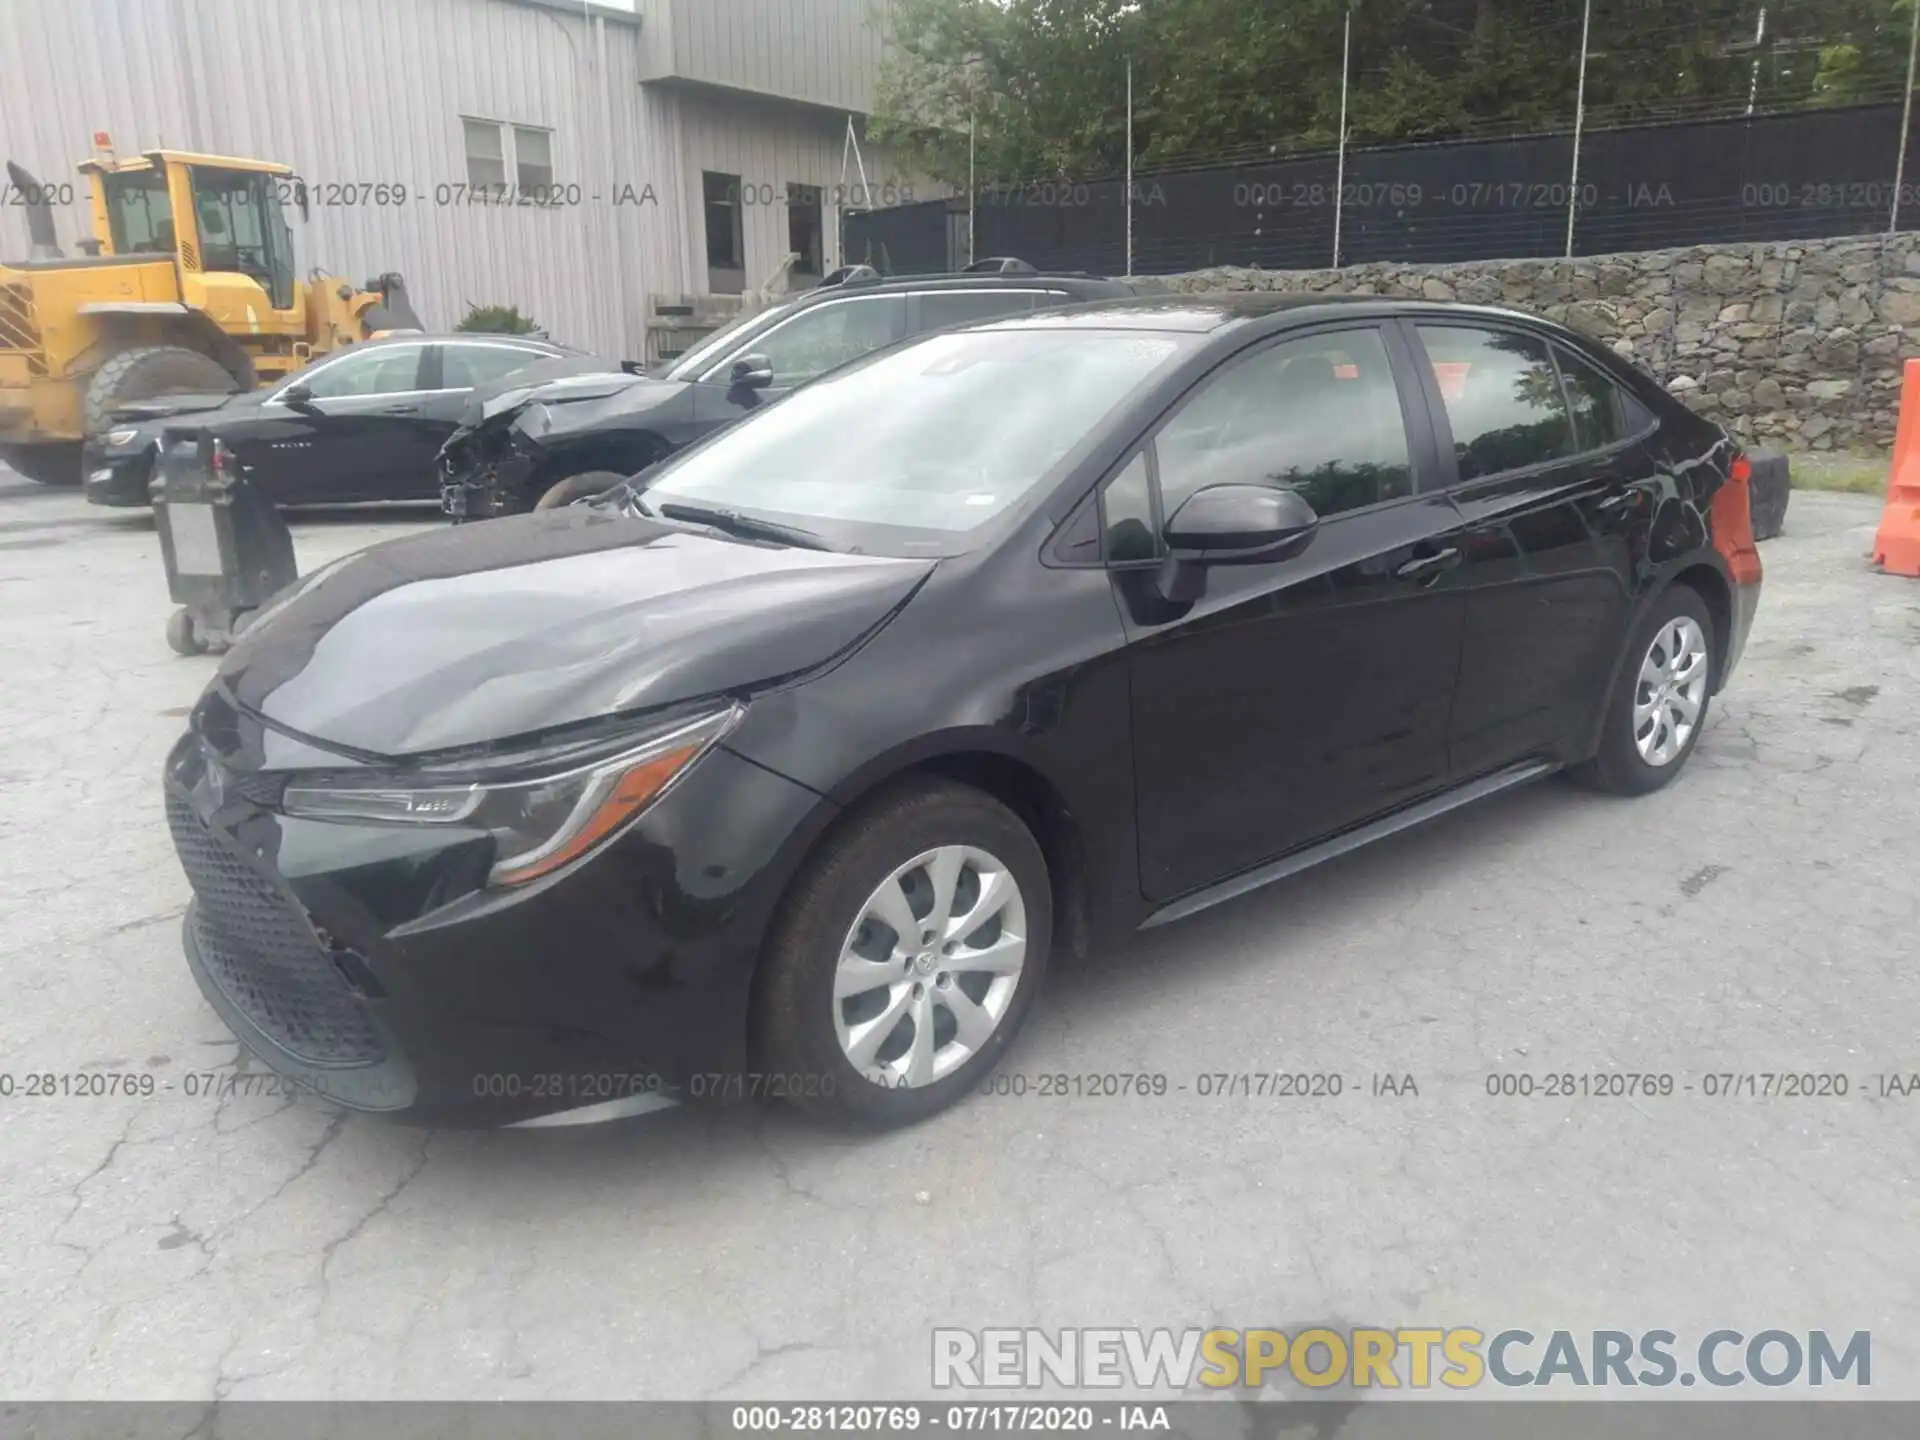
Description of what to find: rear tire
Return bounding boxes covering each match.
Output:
[755,779,1052,1129]
[84,346,238,440]
[0,442,82,486]
[1571,584,1716,795]
[534,469,629,511]
[165,608,205,657]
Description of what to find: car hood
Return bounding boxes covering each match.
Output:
[114,389,260,423]
[511,376,688,445]
[456,356,648,429]
[216,507,933,759]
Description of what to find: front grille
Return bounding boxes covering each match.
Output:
[167,792,385,1066]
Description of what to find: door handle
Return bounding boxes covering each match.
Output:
[1395,546,1462,581]
[386,405,421,415]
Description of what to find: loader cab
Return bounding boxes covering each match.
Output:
[85,155,300,313]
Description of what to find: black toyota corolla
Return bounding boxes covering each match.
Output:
[164,294,1762,1129]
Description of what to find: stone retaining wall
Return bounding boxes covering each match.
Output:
[1163,232,1920,452]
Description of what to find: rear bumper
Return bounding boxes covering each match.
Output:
[1723,577,1762,687]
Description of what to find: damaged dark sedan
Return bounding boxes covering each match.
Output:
[166,294,1761,1130]
[437,265,1148,520]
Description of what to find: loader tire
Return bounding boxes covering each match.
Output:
[0,442,83,486]
[84,347,238,440]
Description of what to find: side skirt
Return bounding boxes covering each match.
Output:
[1140,759,1560,930]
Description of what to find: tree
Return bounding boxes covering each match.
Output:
[869,0,1918,188]
[455,303,540,335]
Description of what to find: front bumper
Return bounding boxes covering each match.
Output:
[439,437,536,521]
[164,727,829,1125]
[83,444,155,507]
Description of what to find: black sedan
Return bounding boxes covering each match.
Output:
[85,335,569,508]
[163,293,1763,1129]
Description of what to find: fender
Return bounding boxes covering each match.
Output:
[73,308,257,390]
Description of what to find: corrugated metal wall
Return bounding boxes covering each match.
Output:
[0,0,907,356]
[641,0,889,114]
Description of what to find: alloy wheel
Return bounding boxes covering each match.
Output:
[1633,615,1709,766]
[833,845,1028,1089]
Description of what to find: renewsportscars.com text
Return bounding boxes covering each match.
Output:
[932,1327,1871,1391]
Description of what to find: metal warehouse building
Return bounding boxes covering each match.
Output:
[0,0,907,359]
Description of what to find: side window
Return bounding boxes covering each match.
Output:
[916,290,1037,332]
[1416,325,1575,482]
[740,296,907,387]
[442,344,548,390]
[299,346,423,400]
[1154,328,1413,522]
[1101,452,1158,563]
[1555,346,1636,451]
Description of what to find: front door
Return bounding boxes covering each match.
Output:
[243,342,432,504]
[1117,324,1472,903]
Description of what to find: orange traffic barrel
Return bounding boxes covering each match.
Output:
[1872,357,1920,577]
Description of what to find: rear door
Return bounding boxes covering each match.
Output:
[906,288,1046,334]
[1405,321,1660,778]
[1117,323,1473,901]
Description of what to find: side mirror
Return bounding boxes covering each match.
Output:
[729,354,775,391]
[279,382,316,409]
[1159,483,1318,600]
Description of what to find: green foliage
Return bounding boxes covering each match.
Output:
[454,303,540,335]
[872,0,1920,188]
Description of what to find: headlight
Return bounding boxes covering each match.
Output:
[481,386,535,421]
[106,428,140,447]
[282,705,741,886]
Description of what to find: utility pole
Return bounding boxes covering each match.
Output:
[1895,0,1920,233]
[1125,52,1135,277]
[1565,0,1594,259]
[1331,4,1352,268]
[1746,7,1768,116]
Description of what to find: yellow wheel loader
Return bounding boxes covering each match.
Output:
[0,148,420,486]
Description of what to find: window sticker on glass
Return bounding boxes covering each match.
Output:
[1432,361,1472,401]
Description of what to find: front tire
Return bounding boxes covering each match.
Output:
[0,442,82,486]
[534,469,629,511]
[1573,584,1716,795]
[84,346,238,439]
[756,779,1052,1128]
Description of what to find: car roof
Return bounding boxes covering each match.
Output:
[982,290,1549,334]
[354,333,568,348]
[795,271,1135,303]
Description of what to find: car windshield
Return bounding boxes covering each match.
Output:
[662,305,785,380]
[640,328,1188,552]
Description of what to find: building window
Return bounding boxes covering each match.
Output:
[513,126,553,193]
[463,119,507,190]
[463,118,556,196]
[787,183,823,280]
[704,171,744,294]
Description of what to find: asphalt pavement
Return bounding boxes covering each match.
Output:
[0,472,1915,1401]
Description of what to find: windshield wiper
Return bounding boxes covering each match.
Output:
[646,499,833,551]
